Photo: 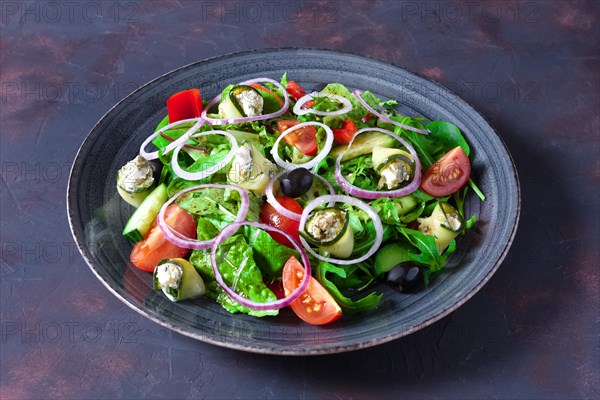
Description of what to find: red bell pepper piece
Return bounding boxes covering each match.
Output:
[167,89,203,123]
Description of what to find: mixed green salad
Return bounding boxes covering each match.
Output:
[116,74,484,325]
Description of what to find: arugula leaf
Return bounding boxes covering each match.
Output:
[397,228,456,284]
[425,120,470,156]
[340,154,378,190]
[388,116,438,169]
[351,223,396,258]
[468,178,486,201]
[316,262,382,314]
[372,195,419,226]
[465,214,477,230]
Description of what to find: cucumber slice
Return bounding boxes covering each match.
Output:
[322,225,354,258]
[302,208,355,258]
[372,146,412,169]
[374,243,414,276]
[117,185,154,208]
[417,202,463,254]
[330,131,396,161]
[153,258,206,302]
[218,96,244,119]
[122,183,168,242]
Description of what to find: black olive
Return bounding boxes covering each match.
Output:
[280,168,314,198]
[311,83,327,93]
[386,263,423,292]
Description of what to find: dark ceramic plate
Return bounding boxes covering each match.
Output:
[67,49,520,355]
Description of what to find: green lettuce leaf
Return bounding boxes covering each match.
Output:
[244,226,299,278]
[190,234,278,317]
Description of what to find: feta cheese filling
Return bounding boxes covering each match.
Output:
[377,160,411,190]
[117,155,154,192]
[234,89,264,117]
[306,210,344,242]
[156,262,183,291]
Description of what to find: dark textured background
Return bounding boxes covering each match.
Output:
[1,1,598,399]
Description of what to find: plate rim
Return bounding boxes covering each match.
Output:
[67,47,521,355]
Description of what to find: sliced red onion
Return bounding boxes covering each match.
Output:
[200,77,289,125]
[270,122,334,171]
[352,90,429,135]
[335,127,422,199]
[298,195,384,265]
[140,118,205,161]
[292,92,353,116]
[171,130,237,181]
[264,169,336,221]
[157,184,249,250]
[210,221,311,311]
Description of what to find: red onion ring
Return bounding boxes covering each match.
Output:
[270,121,334,171]
[352,90,429,135]
[335,127,422,199]
[210,221,311,311]
[200,78,289,125]
[157,184,250,250]
[264,169,336,221]
[298,195,384,265]
[140,118,205,161]
[292,92,353,116]
[171,130,238,181]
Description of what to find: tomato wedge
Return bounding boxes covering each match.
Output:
[282,256,342,325]
[332,119,357,145]
[130,204,196,272]
[167,89,203,123]
[259,197,302,248]
[276,120,318,156]
[420,146,471,196]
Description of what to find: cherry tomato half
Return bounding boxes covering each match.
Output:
[420,146,471,197]
[282,256,342,326]
[259,196,302,248]
[130,204,196,272]
[277,120,318,156]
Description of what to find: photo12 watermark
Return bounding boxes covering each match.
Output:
[0,1,138,26]
[199,1,339,24]
[397,1,540,24]
[389,80,540,106]
[1,81,141,105]
[1,320,139,344]
[1,241,78,266]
